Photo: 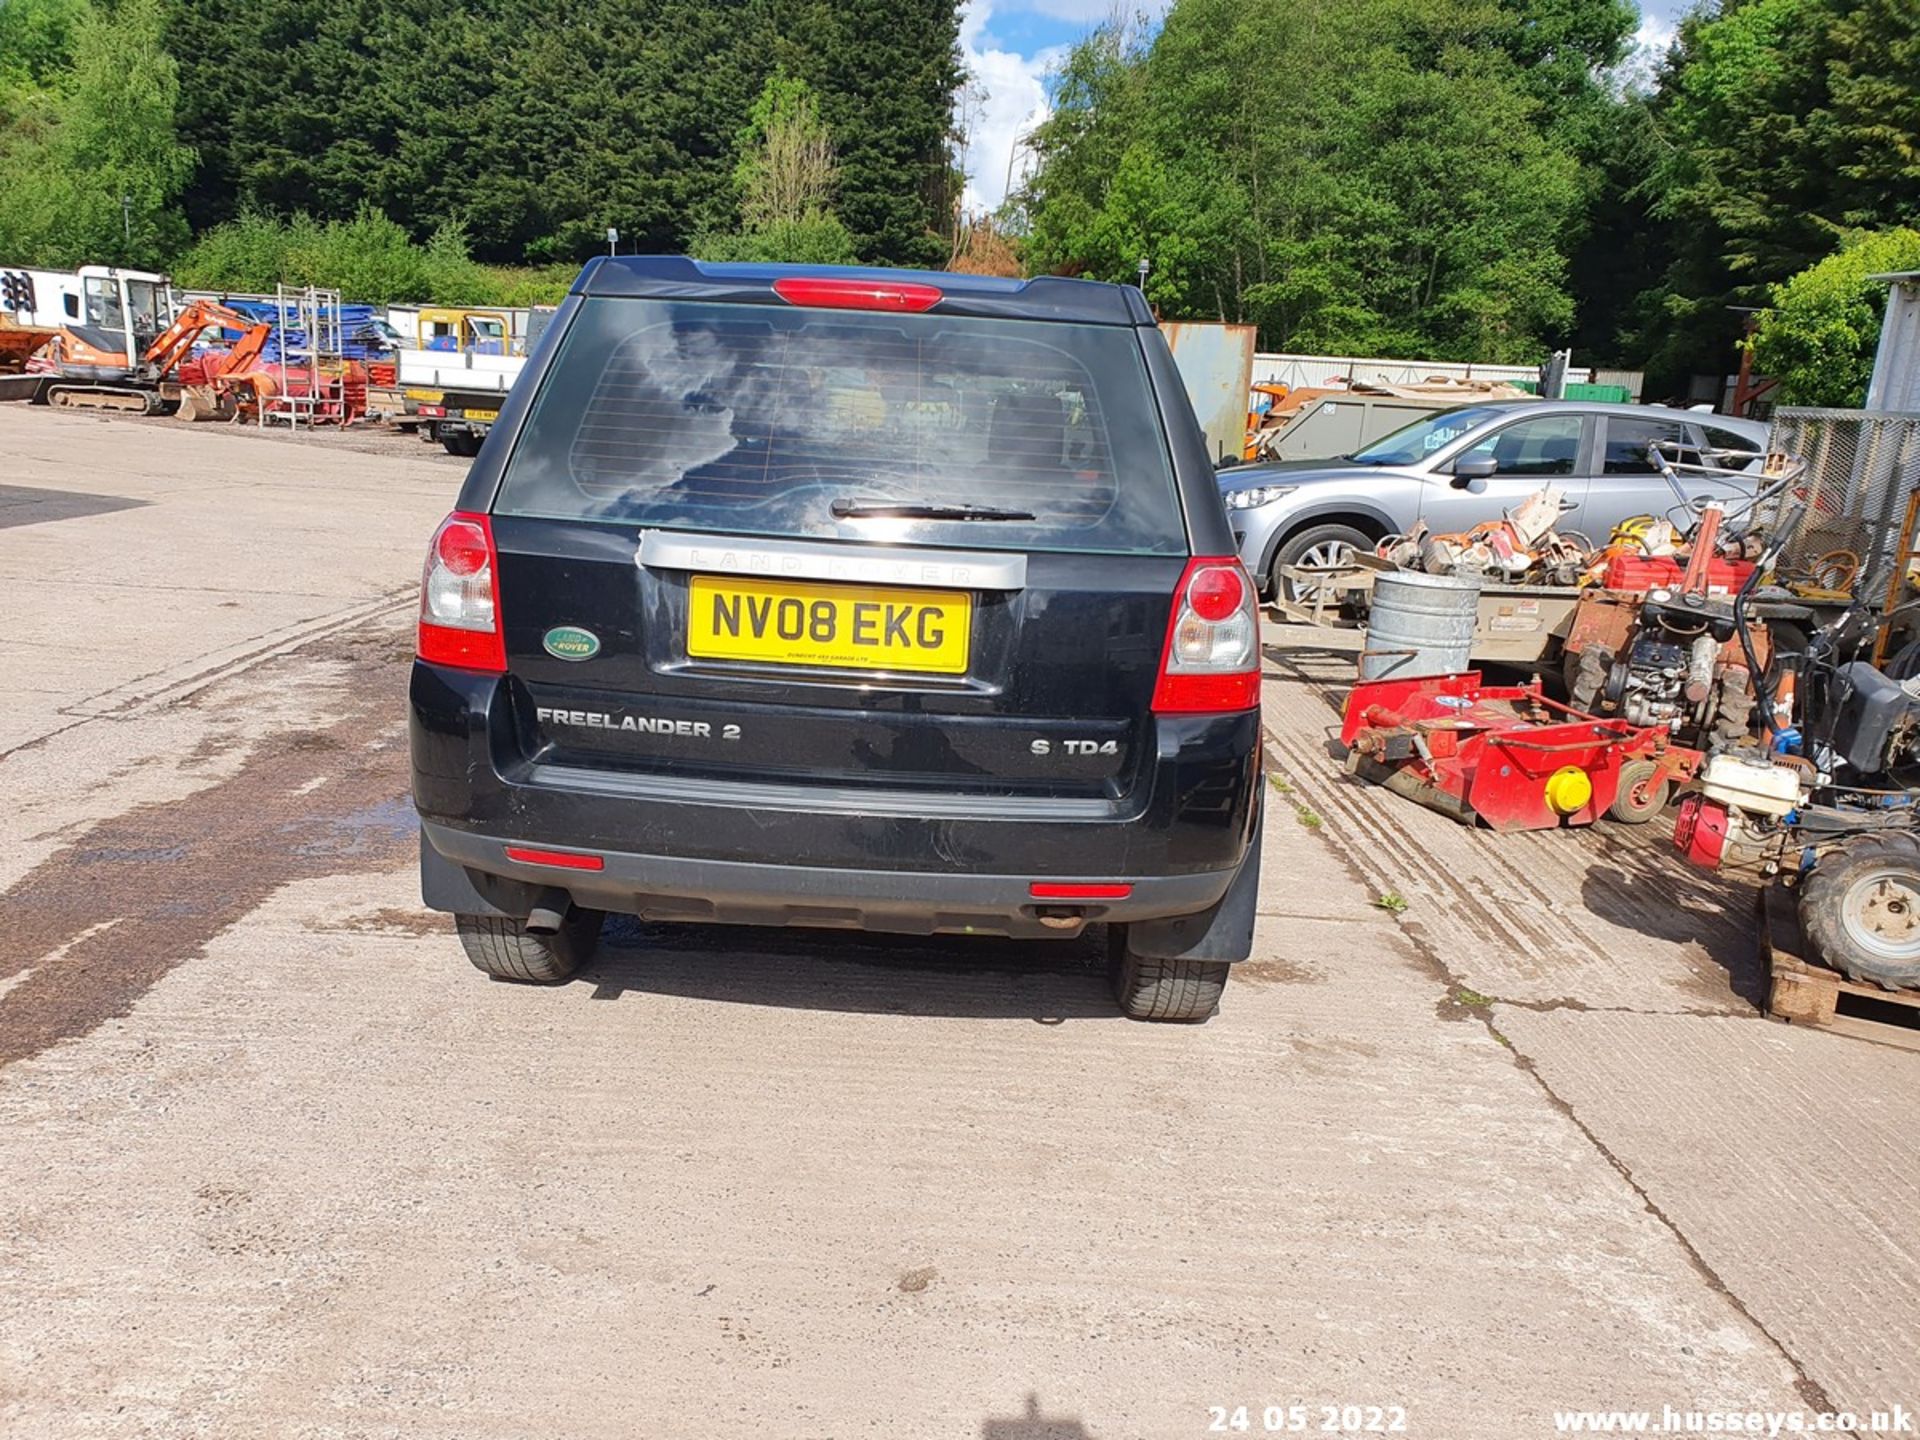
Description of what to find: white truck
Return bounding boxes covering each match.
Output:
[389,305,556,455]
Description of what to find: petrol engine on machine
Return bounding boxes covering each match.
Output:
[1672,752,1809,871]
[1568,586,1765,747]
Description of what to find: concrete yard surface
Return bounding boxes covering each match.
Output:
[1259,629,1920,1423]
[0,404,1915,1439]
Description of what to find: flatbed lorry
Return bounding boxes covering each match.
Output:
[389,307,556,455]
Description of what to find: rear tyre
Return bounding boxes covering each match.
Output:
[1607,758,1670,824]
[1107,927,1230,1022]
[1884,637,1920,682]
[1270,523,1373,607]
[441,432,483,458]
[455,908,604,984]
[1799,833,1920,991]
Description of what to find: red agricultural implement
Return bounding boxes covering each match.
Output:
[1340,672,1702,832]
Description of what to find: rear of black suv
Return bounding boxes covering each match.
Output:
[410,258,1263,1021]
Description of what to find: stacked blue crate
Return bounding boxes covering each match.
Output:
[206,299,391,361]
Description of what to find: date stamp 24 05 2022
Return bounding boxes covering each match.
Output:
[1207,1404,1410,1434]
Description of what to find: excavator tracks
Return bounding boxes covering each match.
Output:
[47,385,168,416]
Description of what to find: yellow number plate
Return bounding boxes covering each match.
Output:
[688,575,971,674]
[462,408,499,422]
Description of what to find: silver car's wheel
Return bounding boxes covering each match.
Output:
[1271,523,1372,607]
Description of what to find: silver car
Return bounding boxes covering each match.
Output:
[1218,401,1769,599]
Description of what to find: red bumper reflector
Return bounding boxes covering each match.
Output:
[772,276,942,312]
[504,847,605,871]
[1029,882,1133,900]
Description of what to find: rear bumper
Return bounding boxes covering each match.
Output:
[421,820,1240,939]
[411,662,1261,931]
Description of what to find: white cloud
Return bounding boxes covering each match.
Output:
[1636,12,1678,56]
[958,1,1062,214]
[1616,12,1678,94]
[1019,0,1128,17]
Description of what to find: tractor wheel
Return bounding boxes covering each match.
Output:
[1607,758,1671,825]
[1799,832,1920,991]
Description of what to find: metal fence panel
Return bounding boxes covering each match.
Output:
[1867,277,1920,412]
[1764,407,1920,599]
[1165,321,1257,464]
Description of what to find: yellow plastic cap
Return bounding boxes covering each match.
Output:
[1544,765,1595,816]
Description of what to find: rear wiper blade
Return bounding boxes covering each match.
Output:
[830,498,1035,521]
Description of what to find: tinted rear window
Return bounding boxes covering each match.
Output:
[1603,417,1689,474]
[493,297,1184,554]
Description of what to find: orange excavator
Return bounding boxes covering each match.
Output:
[38,298,272,415]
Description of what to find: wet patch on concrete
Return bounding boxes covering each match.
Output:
[896,1266,938,1294]
[0,626,416,1069]
[0,483,147,530]
[1233,957,1324,987]
[314,906,446,938]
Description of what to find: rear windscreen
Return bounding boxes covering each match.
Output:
[492,297,1185,555]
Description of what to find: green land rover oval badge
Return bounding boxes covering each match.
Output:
[543,625,601,661]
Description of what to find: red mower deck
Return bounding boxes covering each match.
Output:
[1340,671,1702,833]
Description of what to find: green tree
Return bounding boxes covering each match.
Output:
[0,0,88,85]
[1636,0,1920,390]
[770,0,963,265]
[162,0,962,267]
[1750,228,1920,407]
[1488,0,1646,366]
[1021,0,1586,360]
[173,207,509,305]
[692,73,858,264]
[0,0,192,267]
[427,0,773,261]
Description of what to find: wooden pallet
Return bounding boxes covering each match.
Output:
[1758,882,1920,1051]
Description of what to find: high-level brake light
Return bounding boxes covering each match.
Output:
[417,511,506,673]
[772,276,943,313]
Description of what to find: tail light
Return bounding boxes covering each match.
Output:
[417,511,506,673]
[1152,558,1261,713]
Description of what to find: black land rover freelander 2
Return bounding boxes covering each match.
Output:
[410,258,1263,1022]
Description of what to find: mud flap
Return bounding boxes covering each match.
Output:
[1123,813,1263,963]
[420,832,542,918]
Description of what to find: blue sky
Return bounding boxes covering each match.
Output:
[959,0,1692,211]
